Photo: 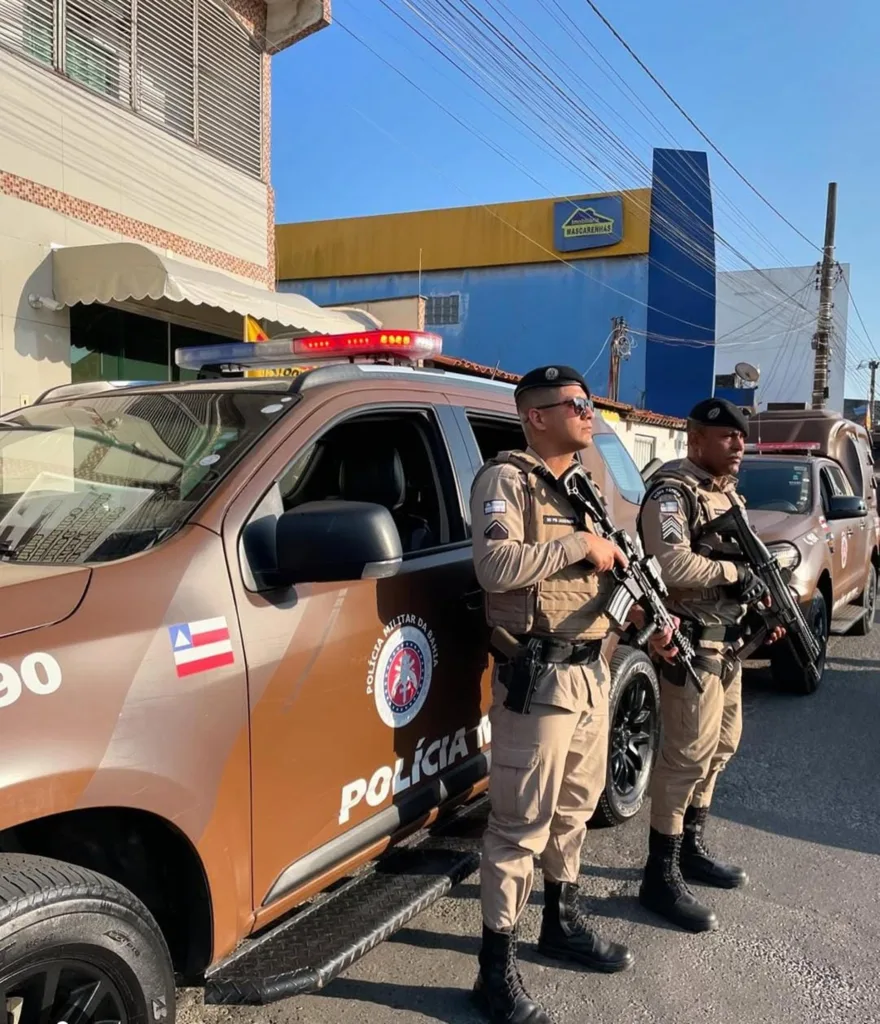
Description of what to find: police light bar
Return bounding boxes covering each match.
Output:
[745,442,821,453]
[174,330,443,371]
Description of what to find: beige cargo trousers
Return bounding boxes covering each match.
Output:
[650,658,743,835]
[480,657,609,932]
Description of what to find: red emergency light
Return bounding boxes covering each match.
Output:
[293,330,442,359]
[745,442,821,454]
[175,330,443,371]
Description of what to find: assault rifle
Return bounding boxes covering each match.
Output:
[558,464,706,693]
[695,503,823,689]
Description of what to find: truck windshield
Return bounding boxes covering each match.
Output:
[737,460,812,515]
[0,389,294,564]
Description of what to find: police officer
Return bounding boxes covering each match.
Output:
[470,365,674,1024]
[636,397,784,934]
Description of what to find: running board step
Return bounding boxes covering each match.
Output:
[830,605,867,634]
[204,799,487,1006]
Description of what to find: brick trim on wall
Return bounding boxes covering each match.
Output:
[1,171,274,286]
[2,0,280,288]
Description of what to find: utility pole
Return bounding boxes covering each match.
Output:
[867,359,879,431]
[607,315,630,402]
[811,182,838,410]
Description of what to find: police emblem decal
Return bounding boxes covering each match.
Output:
[545,367,559,380]
[367,618,439,728]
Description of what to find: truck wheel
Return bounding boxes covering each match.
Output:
[0,853,174,1024]
[591,646,660,828]
[849,564,877,636]
[769,590,829,695]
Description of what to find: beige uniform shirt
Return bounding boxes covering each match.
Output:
[470,452,589,594]
[470,448,611,712]
[638,457,745,630]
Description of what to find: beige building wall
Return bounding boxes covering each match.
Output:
[0,30,273,413]
[330,296,425,331]
[600,412,687,470]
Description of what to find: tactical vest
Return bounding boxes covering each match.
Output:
[639,459,747,626]
[471,450,613,641]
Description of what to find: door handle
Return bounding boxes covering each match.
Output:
[462,589,484,612]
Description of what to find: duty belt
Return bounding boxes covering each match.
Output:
[512,634,602,665]
[679,620,746,645]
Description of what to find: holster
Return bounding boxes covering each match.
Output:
[489,626,601,715]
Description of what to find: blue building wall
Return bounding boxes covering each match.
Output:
[281,257,650,407]
[279,148,716,417]
[644,150,717,417]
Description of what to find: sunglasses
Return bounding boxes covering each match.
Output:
[534,395,594,417]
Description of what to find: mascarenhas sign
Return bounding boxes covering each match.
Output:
[553,195,624,252]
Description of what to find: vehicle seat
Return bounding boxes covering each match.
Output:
[338,449,434,551]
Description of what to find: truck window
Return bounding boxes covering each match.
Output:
[737,460,813,514]
[824,464,854,497]
[278,409,463,556]
[465,414,526,460]
[591,431,646,505]
[0,389,292,564]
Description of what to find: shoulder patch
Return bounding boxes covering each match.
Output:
[484,520,509,541]
[484,499,507,515]
[660,516,684,544]
[544,514,576,526]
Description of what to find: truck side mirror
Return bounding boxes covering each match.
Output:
[275,500,403,585]
[826,495,867,520]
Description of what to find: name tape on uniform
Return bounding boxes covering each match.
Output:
[651,486,683,504]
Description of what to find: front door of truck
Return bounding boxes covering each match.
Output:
[224,389,490,913]
[819,463,864,603]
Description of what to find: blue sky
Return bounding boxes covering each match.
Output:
[270,0,879,400]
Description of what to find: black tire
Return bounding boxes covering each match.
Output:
[849,563,877,637]
[769,589,829,695]
[0,853,175,1024]
[591,645,661,828]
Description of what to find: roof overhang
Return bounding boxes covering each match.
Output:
[264,0,330,54]
[49,243,379,335]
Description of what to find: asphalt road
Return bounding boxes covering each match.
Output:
[178,624,880,1024]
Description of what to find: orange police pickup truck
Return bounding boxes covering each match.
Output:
[0,332,662,1020]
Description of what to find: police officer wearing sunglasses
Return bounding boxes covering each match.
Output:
[469,365,673,1024]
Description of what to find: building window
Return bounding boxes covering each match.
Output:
[0,0,263,177]
[425,294,460,326]
[633,433,656,470]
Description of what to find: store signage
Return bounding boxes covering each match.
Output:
[553,195,623,252]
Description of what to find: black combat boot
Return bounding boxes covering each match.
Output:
[473,924,554,1024]
[681,805,749,889]
[537,879,634,973]
[638,828,718,933]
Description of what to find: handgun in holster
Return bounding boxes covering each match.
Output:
[490,627,546,715]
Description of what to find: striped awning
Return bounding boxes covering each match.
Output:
[50,243,379,336]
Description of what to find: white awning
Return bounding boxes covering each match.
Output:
[50,243,379,336]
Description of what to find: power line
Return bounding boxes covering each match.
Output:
[580,0,824,254]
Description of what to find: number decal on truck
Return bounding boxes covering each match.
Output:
[0,653,63,709]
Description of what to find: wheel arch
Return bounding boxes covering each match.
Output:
[0,805,213,983]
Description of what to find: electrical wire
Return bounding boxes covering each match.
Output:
[580,0,823,254]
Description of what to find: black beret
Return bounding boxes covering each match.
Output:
[514,364,590,399]
[688,397,750,433]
